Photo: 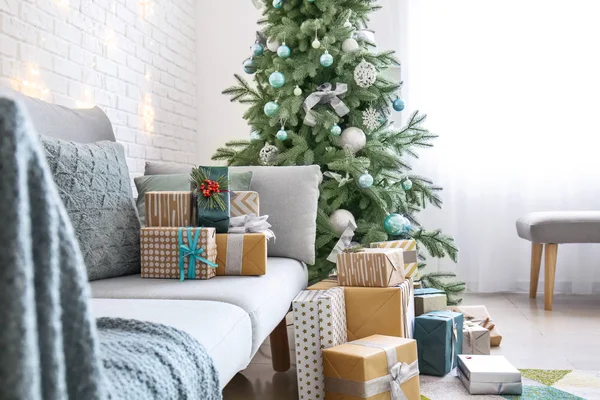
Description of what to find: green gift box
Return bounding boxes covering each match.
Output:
[414,310,463,376]
[191,166,230,233]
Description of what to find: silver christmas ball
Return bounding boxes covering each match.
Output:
[342,38,359,53]
[259,144,279,165]
[266,37,281,52]
[329,209,356,236]
[340,127,366,153]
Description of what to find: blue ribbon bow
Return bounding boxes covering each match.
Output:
[178,228,218,281]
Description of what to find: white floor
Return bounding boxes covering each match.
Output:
[223,293,600,399]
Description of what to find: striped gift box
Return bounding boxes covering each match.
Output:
[370,239,419,279]
[230,191,260,217]
[145,191,194,227]
[337,248,405,287]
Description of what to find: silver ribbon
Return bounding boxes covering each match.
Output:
[428,314,457,370]
[323,171,352,187]
[326,219,357,263]
[324,340,419,400]
[228,214,275,240]
[303,83,350,126]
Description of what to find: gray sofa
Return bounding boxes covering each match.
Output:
[17,92,318,389]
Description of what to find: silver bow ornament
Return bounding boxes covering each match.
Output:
[326,219,358,263]
[389,361,419,400]
[229,214,275,240]
[303,83,350,127]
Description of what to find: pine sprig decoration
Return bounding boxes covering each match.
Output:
[190,167,229,212]
[420,272,466,306]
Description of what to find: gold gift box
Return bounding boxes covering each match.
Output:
[370,239,419,279]
[140,227,217,280]
[337,248,405,287]
[323,334,420,400]
[215,233,267,276]
[145,191,195,227]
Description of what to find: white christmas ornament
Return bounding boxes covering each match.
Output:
[342,38,359,53]
[259,144,279,165]
[362,106,381,131]
[312,38,321,49]
[266,37,280,52]
[329,209,356,236]
[354,59,377,88]
[340,127,366,153]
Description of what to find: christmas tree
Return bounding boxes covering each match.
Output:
[214,0,465,304]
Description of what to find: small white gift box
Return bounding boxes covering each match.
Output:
[457,355,522,395]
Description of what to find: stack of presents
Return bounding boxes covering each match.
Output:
[294,240,522,399]
[140,166,271,281]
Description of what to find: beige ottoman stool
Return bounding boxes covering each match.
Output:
[517,211,600,310]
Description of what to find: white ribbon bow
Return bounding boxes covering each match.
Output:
[326,219,358,263]
[389,361,420,400]
[228,214,275,240]
[303,83,350,126]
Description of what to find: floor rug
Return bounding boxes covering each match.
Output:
[420,369,600,399]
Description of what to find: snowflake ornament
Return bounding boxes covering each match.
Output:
[362,106,381,131]
[354,59,377,88]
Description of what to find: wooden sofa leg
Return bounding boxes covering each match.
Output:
[270,316,290,372]
[544,243,558,311]
[530,243,543,299]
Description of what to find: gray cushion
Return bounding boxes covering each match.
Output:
[41,137,140,280]
[145,163,321,265]
[2,88,115,143]
[91,299,252,387]
[90,257,308,355]
[134,171,253,226]
[516,211,600,243]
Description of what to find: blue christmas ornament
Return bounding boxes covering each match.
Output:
[250,131,261,142]
[273,0,283,8]
[307,0,315,2]
[330,124,342,136]
[251,43,264,57]
[320,50,334,67]
[263,101,280,117]
[401,178,413,191]
[393,97,405,111]
[269,71,285,88]
[277,43,291,59]
[358,172,374,188]
[384,213,411,235]
[243,58,257,74]
[276,129,288,141]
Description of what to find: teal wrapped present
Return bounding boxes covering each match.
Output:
[191,166,230,233]
[414,310,463,376]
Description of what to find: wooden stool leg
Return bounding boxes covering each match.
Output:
[529,243,543,298]
[544,243,558,311]
[270,316,290,372]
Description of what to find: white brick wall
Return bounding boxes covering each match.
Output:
[0,0,197,182]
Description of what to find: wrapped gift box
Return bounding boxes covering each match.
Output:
[140,227,217,280]
[337,248,405,287]
[323,334,420,400]
[449,305,502,347]
[145,191,195,227]
[293,288,347,400]
[457,355,522,395]
[215,233,266,276]
[414,310,464,376]
[230,191,260,217]
[462,324,491,355]
[346,279,415,340]
[307,276,339,290]
[370,239,419,279]
[193,166,230,233]
[414,288,447,316]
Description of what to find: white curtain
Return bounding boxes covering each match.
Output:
[374,0,600,293]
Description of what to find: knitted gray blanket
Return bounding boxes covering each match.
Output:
[0,95,221,400]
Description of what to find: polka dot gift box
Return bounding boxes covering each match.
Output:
[140,227,217,280]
